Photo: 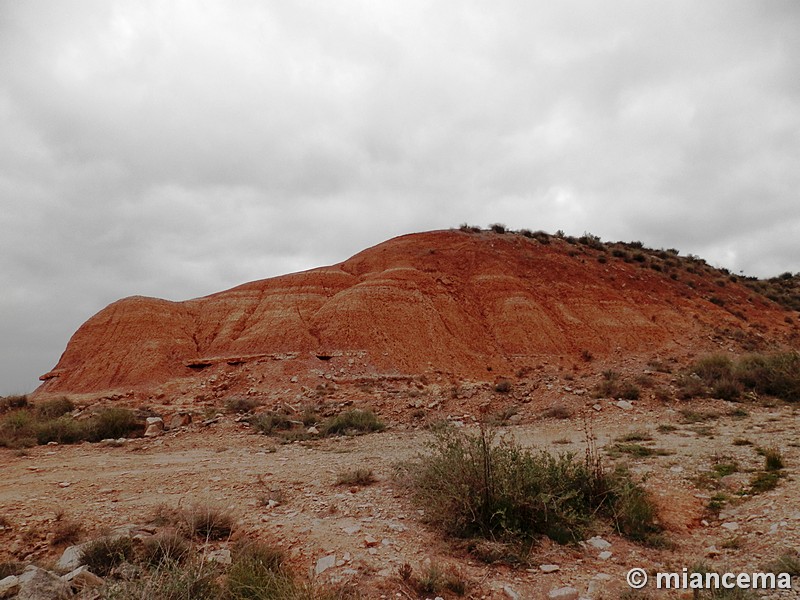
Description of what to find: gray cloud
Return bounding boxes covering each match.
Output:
[1,0,799,394]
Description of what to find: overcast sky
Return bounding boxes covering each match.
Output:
[1,0,798,395]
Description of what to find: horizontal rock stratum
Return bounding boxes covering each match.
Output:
[35,229,797,399]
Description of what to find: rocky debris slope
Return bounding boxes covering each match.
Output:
[35,229,798,400]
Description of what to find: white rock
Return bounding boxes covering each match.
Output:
[17,566,72,600]
[548,587,579,600]
[598,551,612,560]
[61,565,104,590]
[0,575,20,599]
[721,522,739,532]
[144,418,164,437]
[616,400,633,410]
[586,536,611,550]
[315,554,336,575]
[540,564,560,573]
[56,544,87,572]
[307,426,319,434]
[503,585,520,599]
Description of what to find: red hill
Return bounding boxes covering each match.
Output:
[35,229,797,400]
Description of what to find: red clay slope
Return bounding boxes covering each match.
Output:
[35,230,796,398]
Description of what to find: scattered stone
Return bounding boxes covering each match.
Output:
[17,566,72,600]
[315,554,336,575]
[144,417,164,437]
[307,426,319,435]
[706,546,721,557]
[592,404,602,412]
[721,522,739,532]
[57,544,87,572]
[540,564,560,573]
[616,400,634,410]
[598,551,612,560]
[503,584,520,599]
[548,587,579,600]
[58,482,71,488]
[61,565,103,591]
[586,536,611,550]
[169,413,191,429]
[364,535,379,547]
[342,525,361,535]
[206,549,231,565]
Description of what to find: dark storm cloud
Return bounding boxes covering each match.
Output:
[1,0,799,394]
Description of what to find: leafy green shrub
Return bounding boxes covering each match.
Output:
[80,536,136,576]
[403,427,660,546]
[320,409,385,436]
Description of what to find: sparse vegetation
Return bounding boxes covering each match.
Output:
[607,443,672,458]
[678,352,800,402]
[594,371,640,400]
[761,447,785,471]
[80,535,136,576]
[319,409,385,436]
[335,468,377,486]
[225,397,263,414]
[182,504,235,540]
[540,404,572,420]
[0,404,142,448]
[403,426,661,547]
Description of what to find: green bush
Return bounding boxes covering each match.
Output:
[320,409,385,436]
[683,352,800,402]
[249,411,293,435]
[35,415,89,445]
[34,397,74,419]
[762,447,785,471]
[0,395,28,414]
[89,407,142,440]
[404,427,660,546]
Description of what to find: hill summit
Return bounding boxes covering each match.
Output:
[35,229,797,400]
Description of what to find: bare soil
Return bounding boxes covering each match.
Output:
[2,392,800,599]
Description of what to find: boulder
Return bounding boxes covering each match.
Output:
[17,566,72,600]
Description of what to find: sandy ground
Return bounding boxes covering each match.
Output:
[2,397,800,599]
